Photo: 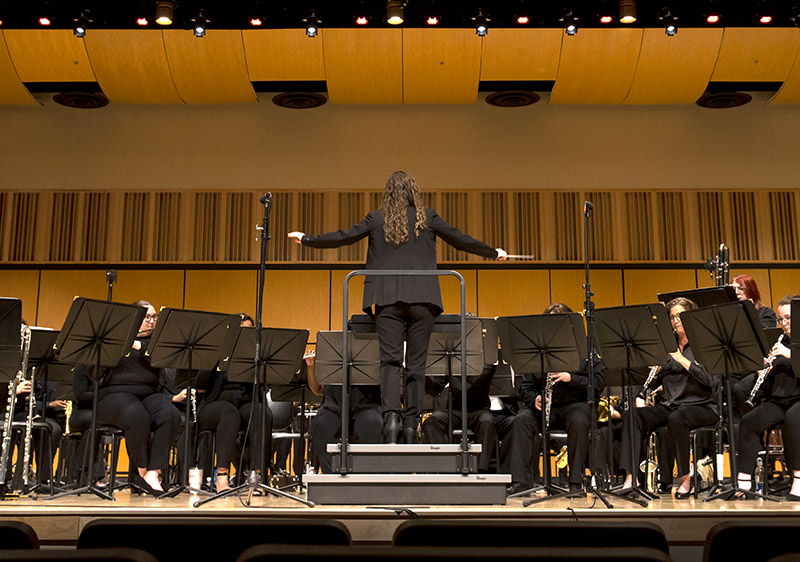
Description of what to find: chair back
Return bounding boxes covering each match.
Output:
[0,521,39,549]
[704,521,800,562]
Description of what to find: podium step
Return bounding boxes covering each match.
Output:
[329,443,481,474]
[304,473,510,505]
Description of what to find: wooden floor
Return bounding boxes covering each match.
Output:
[1,486,799,550]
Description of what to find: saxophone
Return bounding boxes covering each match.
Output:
[0,324,31,487]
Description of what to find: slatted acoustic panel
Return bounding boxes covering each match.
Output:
[654,192,688,262]
[694,191,727,264]
[710,28,800,83]
[0,270,40,325]
[4,30,95,83]
[193,192,220,261]
[624,28,724,104]
[162,30,256,104]
[403,29,482,104]
[152,192,183,262]
[550,191,582,261]
[295,192,327,262]
[323,29,402,104]
[728,191,761,262]
[48,192,80,262]
[768,191,800,262]
[438,192,475,262]
[121,193,151,262]
[224,192,255,262]
[550,29,643,104]
[267,191,295,263]
[479,29,562,81]
[586,192,615,261]
[243,29,326,82]
[623,192,655,261]
[509,191,542,261]
[0,192,38,261]
[84,30,183,104]
[771,30,800,104]
[336,192,368,262]
[0,32,38,104]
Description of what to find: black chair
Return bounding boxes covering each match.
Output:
[237,544,673,562]
[392,520,669,555]
[78,518,351,562]
[769,556,800,562]
[0,521,39,550]
[704,521,800,562]
[0,547,156,561]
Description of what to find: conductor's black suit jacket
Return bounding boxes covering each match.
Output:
[301,206,498,315]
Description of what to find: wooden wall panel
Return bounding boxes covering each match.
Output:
[403,29,482,104]
[440,270,478,315]
[550,270,623,312]
[84,30,183,104]
[770,43,800,104]
[480,29,562,81]
[0,33,38,105]
[184,270,256,316]
[324,29,402,104]
[476,270,550,318]
[0,270,40,326]
[623,269,696,305]
[769,270,800,310]
[109,270,185,312]
[263,270,330,338]
[4,30,95,82]
[37,270,107,329]
[710,28,800,82]
[243,29,325,81]
[331,270,362,332]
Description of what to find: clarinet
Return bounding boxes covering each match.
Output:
[0,325,31,487]
[544,373,554,428]
[21,366,37,489]
[746,334,786,408]
[636,365,660,401]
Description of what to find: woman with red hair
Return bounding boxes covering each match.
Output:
[732,274,777,329]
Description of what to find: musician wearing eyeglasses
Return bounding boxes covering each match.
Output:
[736,295,799,500]
[619,297,718,499]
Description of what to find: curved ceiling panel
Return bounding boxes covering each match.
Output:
[162,29,256,104]
[770,48,800,104]
[624,28,724,104]
[550,29,643,104]
[324,29,401,104]
[243,29,325,81]
[480,29,562,81]
[0,33,38,105]
[710,28,800,82]
[84,30,182,104]
[403,29,482,104]
[4,29,95,82]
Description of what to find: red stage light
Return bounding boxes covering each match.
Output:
[600,15,613,23]
[38,17,51,26]
[706,14,720,23]
[759,15,772,24]
[426,16,438,25]
[517,16,529,24]
[136,17,149,26]
[356,16,368,25]
[250,18,263,26]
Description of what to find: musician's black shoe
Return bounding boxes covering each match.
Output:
[382,412,402,444]
[506,482,531,497]
[569,483,585,495]
[403,427,419,444]
[657,483,673,495]
[674,488,694,500]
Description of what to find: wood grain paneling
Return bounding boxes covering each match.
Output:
[624,28,723,105]
[324,29,402,104]
[550,270,623,312]
[710,28,800,82]
[4,30,95,82]
[623,269,696,305]
[162,30,256,104]
[403,29,482,104]
[264,270,330,339]
[331,269,362,332]
[109,270,185,312]
[37,270,107,329]
[550,29,643,104]
[476,270,550,318]
[440,270,478,315]
[0,33,38,105]
[243,29,325,81]
[84,30,183,104]
[184,270,256,316]
[480,29,562,81]
[0,270,40,326]
[770,40,800,104]
[769,270,800,310]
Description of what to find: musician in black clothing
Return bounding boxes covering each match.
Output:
[95,301,181,495]
[736,295,800,499]
[505,303,605,495]
[289,171,506,444]
[619,297,718,498]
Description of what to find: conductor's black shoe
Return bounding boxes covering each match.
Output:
[382,412,402,444]
[506,482,531,496]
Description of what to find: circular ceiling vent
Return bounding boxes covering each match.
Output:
[52,92,109,109]
[485,91,540,107]
[696,91,752,109]
[272,92,327,109]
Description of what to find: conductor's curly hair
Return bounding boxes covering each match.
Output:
[382,171,427,246]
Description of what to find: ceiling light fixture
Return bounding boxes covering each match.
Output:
[561,9,578,35]
[193,12,208,37]
[73,13,88,37]
[474,8,489,36]
[619,0,637,23]
[155,1,174,26]
[305,10,320,37]
[387,0,404,25]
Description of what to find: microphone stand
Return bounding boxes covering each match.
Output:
[106,270,117,302]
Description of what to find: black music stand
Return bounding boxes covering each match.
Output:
[146,308,237,499]
[194,325,312,508]
[593,303,675,507]
[0,298,22,493]
[315,331,381,386]
[47,298,145,502]
[658,286,736,308]
[496,313,586,505]
[679,301,777,502]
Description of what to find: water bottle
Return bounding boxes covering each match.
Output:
[754,457,764,492]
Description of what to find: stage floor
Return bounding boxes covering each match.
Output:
[1,487,799,553]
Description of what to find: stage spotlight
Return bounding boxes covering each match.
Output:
[38,16,51,26]
[305,10,320,37]
[387,0,404,25]
[517,15,529,24]
[73,14,88,37]
[659,8,677,36]
[619,0,636,23]
[791,5,800,26]
[562,10,578,35]
[356,16,368,25]
[706,13,720,23]
[756,0,774,23]
[474,8,488,36]
[250,18,262,26]
[426,16,439,25]
[600,15,613,23]
[155,0,174,25]
[137,17,149,26]
[193,12,207,37]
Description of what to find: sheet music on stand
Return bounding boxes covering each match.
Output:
[0,298,22,381]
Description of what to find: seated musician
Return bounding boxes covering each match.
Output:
[505,303,604,495]
[95,300,181,495]
[736,294,800,499]
[620,297,718,498]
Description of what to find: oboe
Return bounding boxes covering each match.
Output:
[746,334,786,408]
[21,365,37,489]
[636,365,660,401]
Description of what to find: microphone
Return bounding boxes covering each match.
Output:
[583,201,593,214]
[259,193,272,206]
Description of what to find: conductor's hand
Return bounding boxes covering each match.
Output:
[495,248,508,261]
[288,232,305,244]
[534,395,542,411]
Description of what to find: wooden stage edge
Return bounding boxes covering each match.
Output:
[1,490,799,548]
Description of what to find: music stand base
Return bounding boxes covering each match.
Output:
[46,484,114,502]
[703,485,781,502]
[158,484,213,499]
[193,481,314,508]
